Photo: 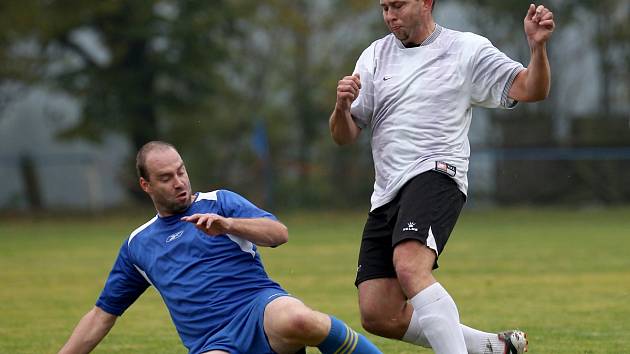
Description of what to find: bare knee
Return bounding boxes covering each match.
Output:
[282,308,323,339]
[360,304,409,339]
[265,297,330,350]
[358,278,412,339]
[393,240,436,295]
[395,259,433,288]
[360,307,390,336]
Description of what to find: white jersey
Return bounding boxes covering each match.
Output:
[351,25,524,211]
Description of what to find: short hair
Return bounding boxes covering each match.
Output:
[136,141,177,180]
[432,0,436,11]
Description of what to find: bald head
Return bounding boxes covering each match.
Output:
[136,141,178,181]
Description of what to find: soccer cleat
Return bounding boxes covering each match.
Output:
[499,330,528,354]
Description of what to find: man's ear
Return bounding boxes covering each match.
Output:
[139,177,150,193]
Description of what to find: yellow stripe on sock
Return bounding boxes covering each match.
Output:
[345,331,359,354]
[333,325,352,354]
[338,325,358,354]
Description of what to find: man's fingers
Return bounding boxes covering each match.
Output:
[338,83,359,98]
[541,11,553,21]
[337,79,360,101]
[353,73,361,88]
[341,76,361,90]
[182,214,199,222]
[338,91,355,99]
[527,4,547,22]
[182,213,223,235]
[526,3,536,20]
[336,74,362,109]
[533,5,547,22]
[539,19,555,30]
[349,81,360,93]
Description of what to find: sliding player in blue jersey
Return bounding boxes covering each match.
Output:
[58,141,381,354]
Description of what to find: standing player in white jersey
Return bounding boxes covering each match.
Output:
[330,1,554,353]
[58,141,382,354]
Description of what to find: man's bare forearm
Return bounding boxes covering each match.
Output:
[329,105,361,145]
[226,218,289,247]
[58,307,117,354]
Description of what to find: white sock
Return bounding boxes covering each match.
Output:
[408,282,467,354]
[402,310,430,347]
[404,321,506,354]
[461,324,506,354]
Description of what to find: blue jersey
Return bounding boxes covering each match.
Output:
[96,190,285,353]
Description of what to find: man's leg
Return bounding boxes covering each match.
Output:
[263,296,382,354]
[356,275,527,353]
[357,278,414,339]
[393,240,530,354]
[393,239,467,354]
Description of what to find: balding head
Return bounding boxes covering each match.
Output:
[136,141,178,181]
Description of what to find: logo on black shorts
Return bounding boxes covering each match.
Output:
[402,222,418,232]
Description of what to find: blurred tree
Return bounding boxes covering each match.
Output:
[0,0,382,208]
[1,1,257,151]
[0,0,264,200]
[575,0,629,116]
[214,0,381,207]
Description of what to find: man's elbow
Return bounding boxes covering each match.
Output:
[277,224,289,245]
[330,128,360,146]
[269,223,289,247]
[514,84,551,102]
[541,86,551,100]
[524,89,550,102]
[532,83,551,101]
[331,133,353,146]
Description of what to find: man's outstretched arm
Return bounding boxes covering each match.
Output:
[58,306,117,354]
[509,4,555,102]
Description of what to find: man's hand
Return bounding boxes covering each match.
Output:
[336,73,361,112]
[524,4,555,47]
[182,213,233,236]
[182,214,288,246]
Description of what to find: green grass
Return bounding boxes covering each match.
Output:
[1,207,629,353]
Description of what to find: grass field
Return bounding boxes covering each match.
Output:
[0,207,629,353]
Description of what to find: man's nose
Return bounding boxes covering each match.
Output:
[173,176,184,188]
[384,10,397,22]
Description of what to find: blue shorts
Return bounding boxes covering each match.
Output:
[197,288,289,354]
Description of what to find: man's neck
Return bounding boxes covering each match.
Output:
[403,20,437,48]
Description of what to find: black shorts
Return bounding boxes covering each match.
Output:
[355,170,466,286]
